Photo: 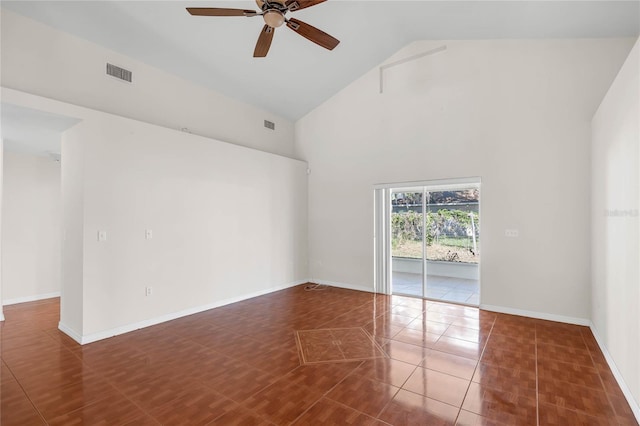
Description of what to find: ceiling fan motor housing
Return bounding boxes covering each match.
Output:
[256,0,288,9]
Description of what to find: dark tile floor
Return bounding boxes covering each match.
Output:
[1,285,637,425]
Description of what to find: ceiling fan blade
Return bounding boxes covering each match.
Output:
[286,0,326,11]
[254,25,275,57]
[286,18,339,51]
[186,8,257,17]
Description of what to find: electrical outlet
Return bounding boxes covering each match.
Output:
[505,229,519,238]
[145,286,153,296]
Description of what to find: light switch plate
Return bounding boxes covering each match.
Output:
[145,229,153,240]
[505,229,519,238]
[98,230,107,242]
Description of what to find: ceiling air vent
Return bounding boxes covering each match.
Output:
[106,63,132,82]
[264,120,275,130]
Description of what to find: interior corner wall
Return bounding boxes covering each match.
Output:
[591,37,640,410]
[0,8,295,159]
[2,151,61,304]
[295,38,635,320]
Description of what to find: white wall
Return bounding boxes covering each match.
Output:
[295,39,635,321]
[4,88,308,342]
[0,9,295,158]
[78,115,308,339]
[60,121,85,337]
[0,139,4,320]
[2,151,61,304]
[591,38,639,411]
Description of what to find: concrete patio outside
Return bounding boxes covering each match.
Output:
[392,271,479,305]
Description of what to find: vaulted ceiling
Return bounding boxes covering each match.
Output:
[2,1,639,121]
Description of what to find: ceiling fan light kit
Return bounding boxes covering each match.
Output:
[263,10,285,28]
[186,0,339,57]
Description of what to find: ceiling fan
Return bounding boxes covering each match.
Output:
[187,0,339,57]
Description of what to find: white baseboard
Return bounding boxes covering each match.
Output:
[71,280,307,345]
[589,322,640,423]
[479,303,591,326]
[58,321,83,345]
[3,292,61,306]
[310,279,376,294]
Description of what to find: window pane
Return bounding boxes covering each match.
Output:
[391,192,423,259]
[425,189,479,264]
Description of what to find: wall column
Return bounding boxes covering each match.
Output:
[1,138,5,321]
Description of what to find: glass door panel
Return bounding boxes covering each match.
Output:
[423,189,480,304]
[390,191,424,297]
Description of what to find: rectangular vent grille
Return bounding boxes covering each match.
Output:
[106,63,132,82]
[264,120,275,130]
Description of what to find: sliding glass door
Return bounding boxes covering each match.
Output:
[388,182,480,306]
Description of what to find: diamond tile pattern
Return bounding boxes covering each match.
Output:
[1,286,638,425]
[296,328,386,364]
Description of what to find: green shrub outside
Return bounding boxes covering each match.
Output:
[391,209,479,250]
